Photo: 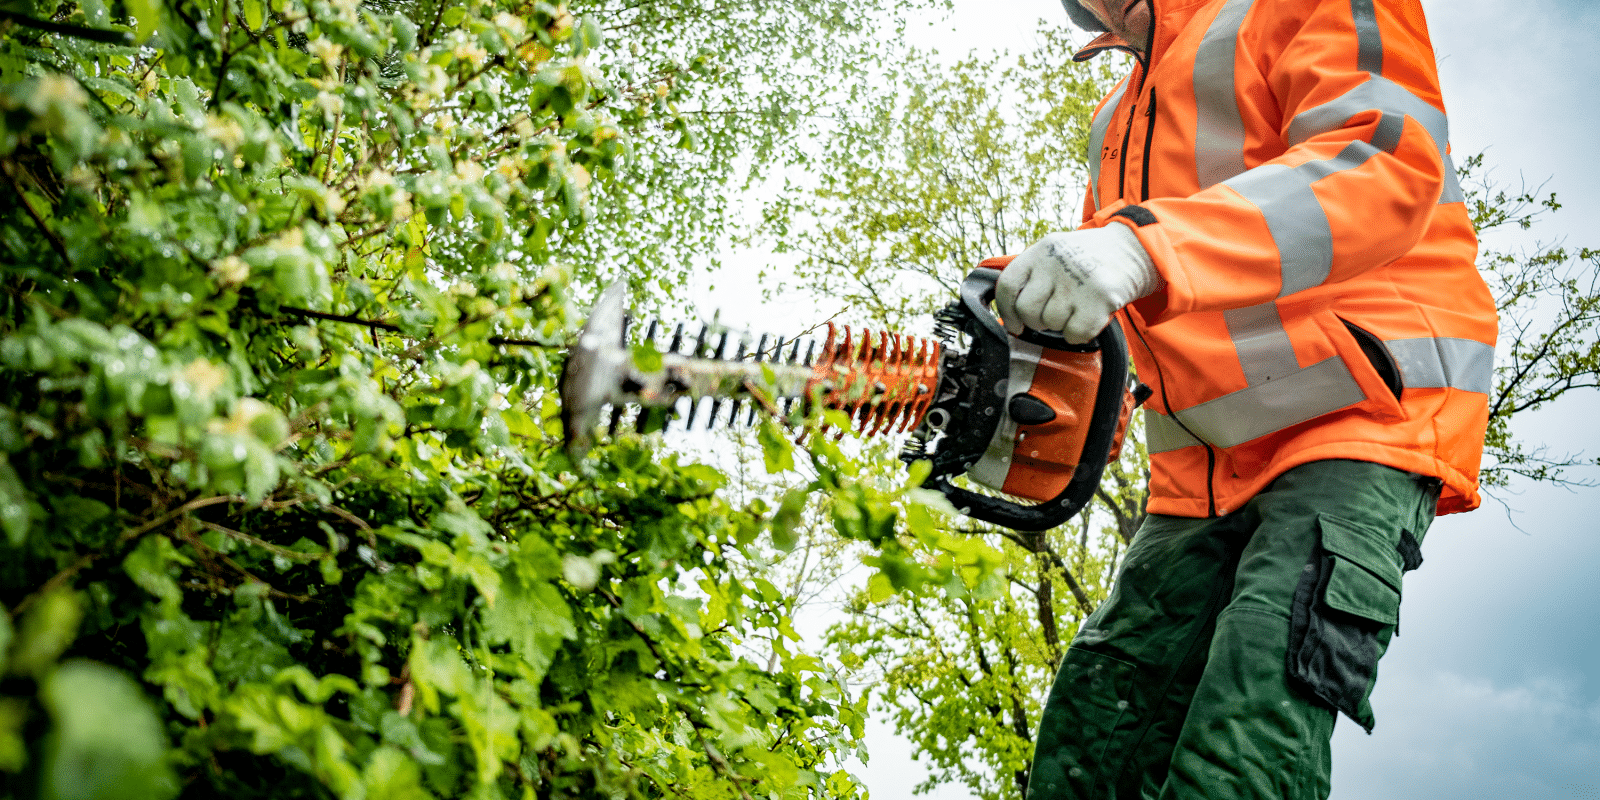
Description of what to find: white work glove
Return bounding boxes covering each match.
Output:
[995,224,1164,344]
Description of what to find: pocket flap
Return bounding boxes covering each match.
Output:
[1318,514,1403,591]
[1323,558,1400,625]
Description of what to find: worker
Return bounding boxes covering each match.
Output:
[994,0,1497,798]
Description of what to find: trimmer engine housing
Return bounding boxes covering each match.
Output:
[902,260,1143,531]
[561,259,1144,533]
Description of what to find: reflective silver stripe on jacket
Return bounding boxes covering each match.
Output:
[1351,0,1384,74]
[1192,0,1258,189]
[1150,357,1364,451]
[1087,79,1131,211]
[1144,336,1495,454]
[1281,0,1464,203]
[1224,302,1299,384]
[1386,337,1495,393]
[1283,74,1463,203]
[1217,142,1380,397]
[1145,409,1204,453]
[1222,141,1383,297]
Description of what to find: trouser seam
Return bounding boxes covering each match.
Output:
[1109,545,1241,793]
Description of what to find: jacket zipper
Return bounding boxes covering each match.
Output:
[1140,94,1157,203]
[1103,9,1224,517]
[1124,82,1221,517]
[1124,313,1219,518]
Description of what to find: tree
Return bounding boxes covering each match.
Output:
[759,34,1143,800]
[766,30,1123,332]
[0,0,968,797]
[1462,154,1600,490]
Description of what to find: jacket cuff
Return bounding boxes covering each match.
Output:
[1091,205,1181,322]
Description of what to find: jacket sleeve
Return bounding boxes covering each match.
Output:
[1103,0,1460,322]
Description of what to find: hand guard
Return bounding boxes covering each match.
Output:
[995,224,1163,344]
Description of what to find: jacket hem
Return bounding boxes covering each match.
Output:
[1145,441,1481,519]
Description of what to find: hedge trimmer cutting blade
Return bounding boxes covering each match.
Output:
[560,263,1145,532]
[560,280,943,459]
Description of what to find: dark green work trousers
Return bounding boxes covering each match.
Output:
[1029,460,1441,800]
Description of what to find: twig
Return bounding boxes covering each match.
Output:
[281,304,401,332]
[689,722,758,800]
[9,494,243,617]
[277,305,558,349]
[0,9,132,43]
[210,0,234,107]
[198,520,324,562]
[0,160,74,271]
[321,502,376,547]
[175,522,313,603]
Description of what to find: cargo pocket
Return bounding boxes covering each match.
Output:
[1286,514,1405,732]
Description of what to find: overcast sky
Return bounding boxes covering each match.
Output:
[822,1,1600,799]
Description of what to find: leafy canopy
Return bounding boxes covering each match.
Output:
[0,0,995,797]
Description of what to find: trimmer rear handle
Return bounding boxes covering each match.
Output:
[930,268,1131,532]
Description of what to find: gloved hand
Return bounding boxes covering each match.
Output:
[995,224,1163,344]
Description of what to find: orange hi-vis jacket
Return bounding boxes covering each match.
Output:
[1074,0,1497,517]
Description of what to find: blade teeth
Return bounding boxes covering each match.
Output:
[692,324,709,357]
[584,315,856,444]
[781,337,801,420]
[703,330,732,428]
[747,334,771,426]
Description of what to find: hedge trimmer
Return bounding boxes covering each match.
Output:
[560,259,1146,532]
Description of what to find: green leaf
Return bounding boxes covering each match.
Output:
[241,0,263,29]
[865,572,894,604]
[483,575,574,681]
[213,609,298,687]
[125,0,158,43]
[0,697,26,773]
[0,606,9,673]
[40,661,179,800]
[123,535,191,611]
[363,746,435,800]
[0,455,33,546]
[758,419,795,474]
[770,487,808,552]
[631,340,663,372]
[8,588,82,677]
[408,636,475,709]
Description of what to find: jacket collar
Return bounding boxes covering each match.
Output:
[1072,31,1132,62]
[1070,0,1217,65]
